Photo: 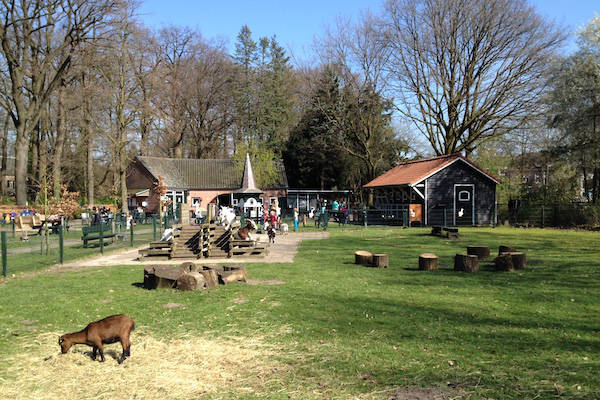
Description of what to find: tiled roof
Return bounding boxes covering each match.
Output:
[364,154,500,188]
[136,156,288,190]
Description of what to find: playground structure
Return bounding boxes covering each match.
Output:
[139,222,269,260]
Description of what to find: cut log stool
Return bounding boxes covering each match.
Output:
[498,245,516,255]
[419,253,438,270]
[372,254,389,268]
[494,253,514,271]
[177,272,206,291]
[431,226,442,236]
[467,246,490,260]
[354,250,373,266]
[454,254,479,272]
[506,252,526,269]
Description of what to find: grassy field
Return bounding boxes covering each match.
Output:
[0,226,598,399]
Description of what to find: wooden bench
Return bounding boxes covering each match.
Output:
[81,224,117,247]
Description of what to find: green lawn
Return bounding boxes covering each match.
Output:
[0,226,598,399]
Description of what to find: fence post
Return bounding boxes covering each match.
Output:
[130,221,134,247]
[403,209,408,227]
[2,231,6,277]
[541,205,545,228]
[443,208,447,227]
[152,216,157,240]
[363,206,367,228]
[99,222,104,255]
[11,219,15,238]
[59,225,64,264]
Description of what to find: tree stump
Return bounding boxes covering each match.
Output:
[143,266,159,289]
[224,264,249,280]
[505,252,526,269]
[200,266,219,288]
[494,253,514,271]
[454,254,479,272]
[354,250,373,265]
[431,226,442,236]
[144,265,183,289]
[372,254,389,268]
[467,245,490,260]
[177,272,206,291]
[419,253,438,270]
[498,245,516,255]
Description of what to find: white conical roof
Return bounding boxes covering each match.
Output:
[238,153,263,194]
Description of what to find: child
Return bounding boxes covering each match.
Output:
[293,208,299,232]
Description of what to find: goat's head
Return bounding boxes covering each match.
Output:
[58,335,72,354]
[246,219,257,231]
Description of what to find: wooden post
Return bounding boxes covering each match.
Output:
[130,220,134,247]
[467,246,490,260]
[99,222,104,255]
[11,219,15,237]
[372,254,389,268]
[419,253,438,270]
[59,225,64,264]
[152,216,157,241]
[1,231,6,277]
[454,254,479,272]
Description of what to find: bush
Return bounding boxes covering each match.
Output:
[72,209,83,219]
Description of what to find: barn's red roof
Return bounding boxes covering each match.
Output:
[364,154,500,188]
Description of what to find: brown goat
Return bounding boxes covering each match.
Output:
[58,314,135,364]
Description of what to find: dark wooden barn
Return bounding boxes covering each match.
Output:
[364,154,500,226]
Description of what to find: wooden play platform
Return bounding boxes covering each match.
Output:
[138,223,269,260]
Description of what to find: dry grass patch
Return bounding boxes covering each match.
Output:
[2,331,290,400]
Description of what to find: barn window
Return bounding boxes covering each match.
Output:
[458,190,470,201]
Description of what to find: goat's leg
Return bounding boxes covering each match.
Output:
[92,346,98,360]
[119,336,131,364]
[96,344,105,362]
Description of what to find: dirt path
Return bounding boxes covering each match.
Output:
[55,231,329,272]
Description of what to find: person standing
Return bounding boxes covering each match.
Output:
[293,207,299,232]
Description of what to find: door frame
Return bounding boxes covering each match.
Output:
[453,184,475,226]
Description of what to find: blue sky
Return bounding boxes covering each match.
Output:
[138,0,599,60]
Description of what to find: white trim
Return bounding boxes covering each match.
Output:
[424,179,428,226]
[411,185,424,199]
[416,158,501,185]
[453,184,475,226]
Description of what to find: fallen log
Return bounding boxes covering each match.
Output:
[177,272,206,291]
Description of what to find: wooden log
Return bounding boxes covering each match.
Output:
[219,269,247,284]
[505,251,526,269]
[494,253,514,271]
[199,268,219,288]
[180,262,199,273]
[498,245,516,255]
[419,253,438,271]
[176,272,206,291]
[354,250,373,265]
[372,254,389,268]
[467,245,490,260]
[454,254,479,272]
[224,264,249,280]
[431,226,442,236]
[444,227,459,240]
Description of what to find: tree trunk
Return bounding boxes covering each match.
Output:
[177,272,206,291]
[120,157,128,213]
[372,253,389,268]
[31,125,39,189]
[86,118,94,206]
[0,115,9,199]
[467,246,490,260]
[52,89,66,198]
[15,120,29,206]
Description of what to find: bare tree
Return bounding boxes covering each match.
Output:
[382,0,566,156]
[0,0,115,205]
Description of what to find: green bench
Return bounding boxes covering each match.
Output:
[82,223,117,247]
